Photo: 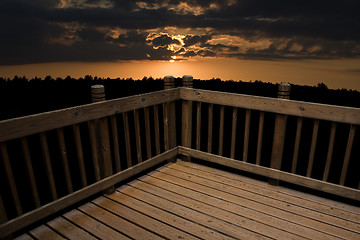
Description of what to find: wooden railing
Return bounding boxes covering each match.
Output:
[1,76,359,238]
[0,83,179,238]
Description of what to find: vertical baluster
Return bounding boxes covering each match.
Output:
[39,133,57,200]
[21,137,41,207]
[218,105,225,156]
[207,103,213,153]
[111,115,121,172]
[306,119,319,177]
[0,142,22,215]
[256,112,264,165]
[99,118,113,181]
[134,109,143,163]
[73,124,87,187]
[88,120,101,181]
[322,122,337,181]
[243,109,251,162]
[163,102,170,151]
[339,125,356,185]
[144,107,152,159]
[230,107,238,159]
[181,99,192,158]
[291,117,303,173]
[57,129,73,193]
[196,102,201,150]
[153,105,161,155]
[164,76,177,151]
[123,112,132,168]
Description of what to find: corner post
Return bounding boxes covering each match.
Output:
[163,76,177,155]
[182,75,193,161]
[269,83,291,186]
[91,85,114,193]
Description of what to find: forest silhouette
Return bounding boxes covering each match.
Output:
[0,75,359,121]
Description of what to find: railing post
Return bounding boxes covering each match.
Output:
[269,83,291,186]
[163,76,177,161]
[182,75,193,161]
[91,85,114,193]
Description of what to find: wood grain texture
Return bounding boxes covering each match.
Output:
[218,105,225,156]
[73,124,87,187]
[291,117,303,173]
[0,148,178,238]
[122,112,132,168]
[207,103,213,153]
[230,107,238,159]
[340,125,356,186]
[144,107,152,159]
[111,115,121,172]
[179,147,360,201]
[88,120,101,181]
[256,112,264,165]
[323,122,337,181]
[196,102,201,150]
[0,89,180,142]
[180,88,360,125]
[307,119,320,178]
[153,105,161,155]
[243,109,251,162]
[39,133,57,201]
[134,109,142,163]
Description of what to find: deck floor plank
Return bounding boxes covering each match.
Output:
[177,160,360,214]
[154,163,359,239]
[94,195,200,240]
[177,160,360,221]
[29,225,65,240]
[129,177,306,240]
[167,162,360,230]
[140,172,335,240]
[104,191,236,240]
[14,234,34,240]
[122,181,272,240]
[63,209,131,240]
[15,160,360,240]
[78,202,164,240]
[47,217,97,240]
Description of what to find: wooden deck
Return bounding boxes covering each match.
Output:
[16,160,360,240]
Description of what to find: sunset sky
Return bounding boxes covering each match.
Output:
[0,0,360,90]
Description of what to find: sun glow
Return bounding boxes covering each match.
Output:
[170,56,177,62]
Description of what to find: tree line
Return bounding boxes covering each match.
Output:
[0,75,359,121]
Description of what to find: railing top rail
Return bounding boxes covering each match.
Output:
[1,86,359,142]
[0,88,180,142]
[180,88,360,125]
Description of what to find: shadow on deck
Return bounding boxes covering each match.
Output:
[16,160,360,240]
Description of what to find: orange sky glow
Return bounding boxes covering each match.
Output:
[1,58,360,90]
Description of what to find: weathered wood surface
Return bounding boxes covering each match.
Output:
[180,88,360,125]
[0,88,179,142]
[15,160,360,240]
[0,148,178,238]
[179,147,360,201]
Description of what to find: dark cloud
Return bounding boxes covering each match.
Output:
[151,34,181,47]
[183,34,212,47]
[0,0,359,65]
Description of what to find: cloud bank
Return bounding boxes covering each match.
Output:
[1,0,359,65]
